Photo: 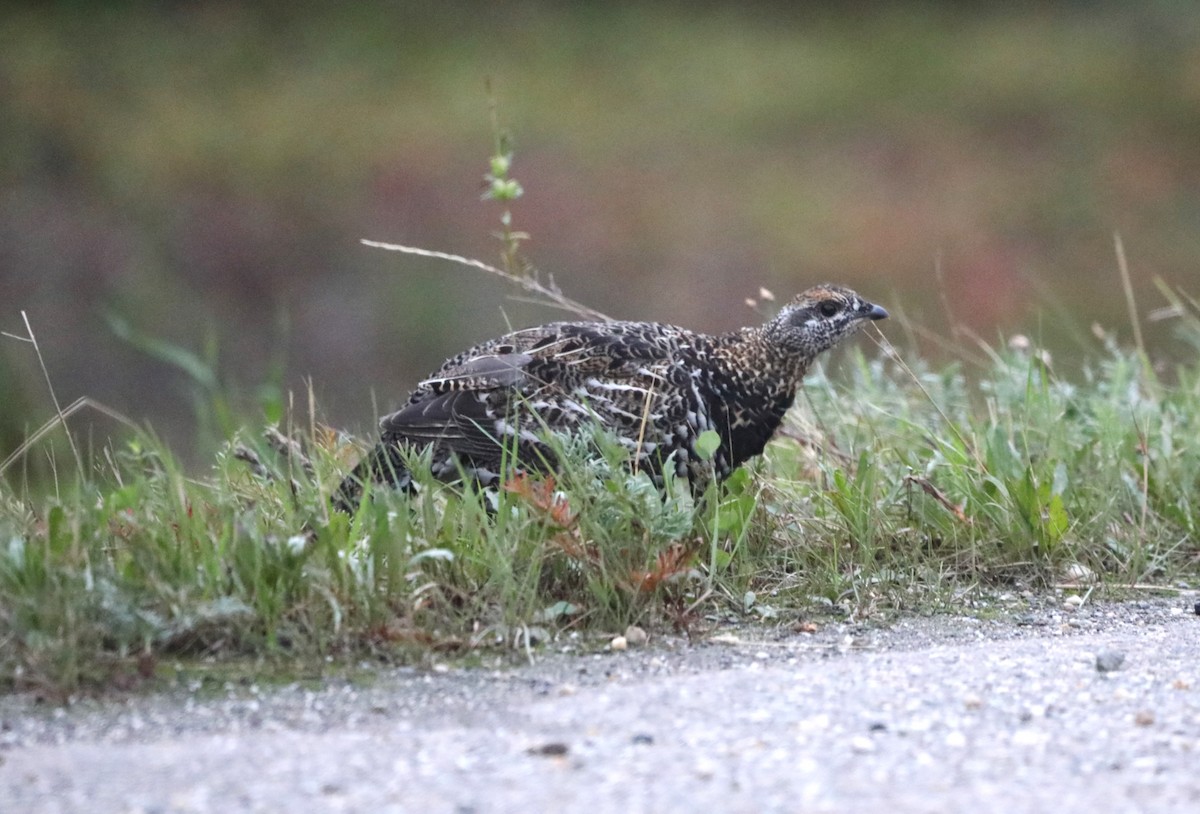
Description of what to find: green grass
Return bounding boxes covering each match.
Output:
[3,301,1199,697]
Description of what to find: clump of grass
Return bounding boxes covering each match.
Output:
[4,305,1199,697]
[0,413,746,694]
[753,305,1200,614]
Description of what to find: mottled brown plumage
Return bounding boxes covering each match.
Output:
[335,285,887,512]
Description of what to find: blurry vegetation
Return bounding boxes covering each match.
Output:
[3,2,1200,464]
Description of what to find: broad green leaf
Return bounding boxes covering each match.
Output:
[695,430,722,461]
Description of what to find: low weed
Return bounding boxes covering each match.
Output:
[4,312,1199,697]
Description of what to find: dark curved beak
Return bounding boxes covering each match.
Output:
[864,303,889,321]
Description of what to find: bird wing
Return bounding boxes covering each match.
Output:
[378,321,695,459]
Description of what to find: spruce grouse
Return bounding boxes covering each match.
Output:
[334,284,887,511]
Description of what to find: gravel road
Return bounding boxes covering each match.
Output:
[2,596,1198,813]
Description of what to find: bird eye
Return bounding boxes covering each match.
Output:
[818,300,841,318]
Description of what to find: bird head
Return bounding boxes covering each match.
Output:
[762,284,888,359]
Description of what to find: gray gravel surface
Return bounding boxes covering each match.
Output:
[2,596,1198,813]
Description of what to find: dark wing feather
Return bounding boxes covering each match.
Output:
[379,321,683,444]
[376,327,570,467]
[380,389,507,459]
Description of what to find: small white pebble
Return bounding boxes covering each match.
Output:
[623,625,648,646]
[610,636,628,651]
[1012,728,1048,747]
[694,757,718,779]
[945,731,967,748]
[1064,594,1084,609]
[799,713,831,732]
[850,735,876,753]
[1060,563,1096,585]
[906,717,933,733]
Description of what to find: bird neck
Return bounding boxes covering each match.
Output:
[699,328,803,470]
[715,327,812,393]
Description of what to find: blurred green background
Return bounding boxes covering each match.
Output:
[3,2,1199,463]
